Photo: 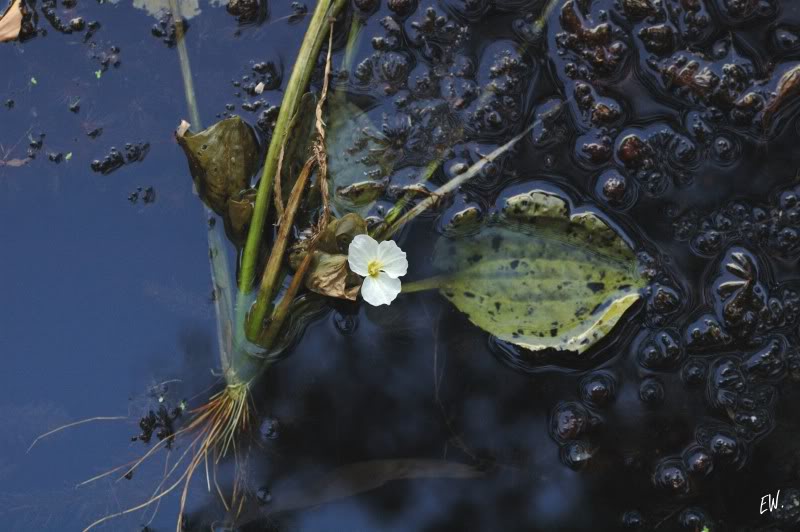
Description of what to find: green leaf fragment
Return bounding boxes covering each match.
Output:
[433,190,646,354]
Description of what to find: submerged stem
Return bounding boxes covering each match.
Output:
[400,275,452,294]
[169,0,236,369]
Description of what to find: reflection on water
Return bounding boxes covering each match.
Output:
[128,0,225,20]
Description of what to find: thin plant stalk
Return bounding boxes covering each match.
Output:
[375,158,441,238]
[245,158,315,341]
[238,0,347,299]
[381,123,535,240]
[169,0,235,366]
[260,241,317,348]
[246,23,336,343]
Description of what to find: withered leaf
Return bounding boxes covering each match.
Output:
[293,213,368,301]
[0,0,22,43]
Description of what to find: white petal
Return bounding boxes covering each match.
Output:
[348,234,379,277]
[360,272,401,306]
[376,239,408,279]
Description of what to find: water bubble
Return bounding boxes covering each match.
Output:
[681,359,707,386]
[333,310,359,335]
[678,507,711,529]
[259,418,280,441]
[256,486,273,505]
[579,372,617,408]
[708,432,739,464]
[621,510,644,529]
[550,401,589,443]
[560,440,595,471]
[639,378,664,406]
[638,329,684,370]
[683,446,713,476]
[653,459,689,495]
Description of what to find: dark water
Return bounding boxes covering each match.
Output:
[3,0,800,530]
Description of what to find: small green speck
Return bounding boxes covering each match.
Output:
[65,152,73,161]
[94,70,102,79]
[30,77,37,85]
[702,527,710,532]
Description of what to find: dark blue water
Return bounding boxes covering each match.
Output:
[3,0,800,530]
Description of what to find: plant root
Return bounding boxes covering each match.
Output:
[27,416,127,453]
[81,384,253,532]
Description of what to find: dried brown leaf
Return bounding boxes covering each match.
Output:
[0,0,22,43]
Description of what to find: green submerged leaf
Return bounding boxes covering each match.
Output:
[327,100,383,217]
[432,190,646,354]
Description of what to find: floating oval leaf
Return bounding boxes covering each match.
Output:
[430,189,646,354]
[177,116,260,215]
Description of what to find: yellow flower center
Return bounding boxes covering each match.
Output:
[367,259,382,277]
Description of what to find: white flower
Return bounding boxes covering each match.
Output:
[347,234,408,306]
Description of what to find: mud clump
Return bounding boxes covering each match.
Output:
[90,142,149,174]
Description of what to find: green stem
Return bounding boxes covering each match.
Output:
[238,0,347,299]
[169,0,201,129]
[401,275,451,293]
[246,159,315,340]
[259,241,316,348]
[384,159,441,226]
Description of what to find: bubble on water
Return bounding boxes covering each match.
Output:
[333,310,359,335]
[259,418,280,442]
[681,359,707,386]
[256,486,273,504]
[560,440,595,471]
[653,459,690,495]
[683,445,713,477]
[549,401,590,443]
[639,378,664,406]
[678,506,711,529]
[579,371,616,408]
[638,328,684,370]
[620,509,644,529]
